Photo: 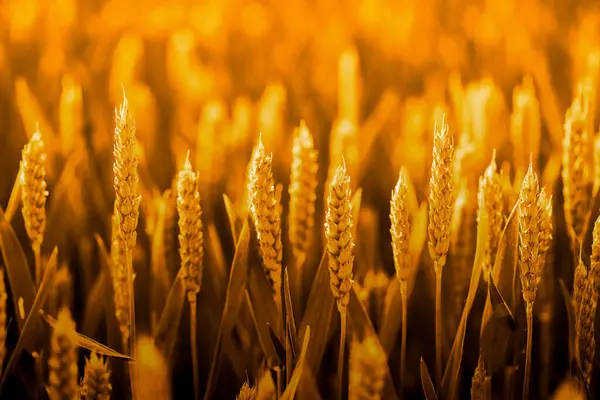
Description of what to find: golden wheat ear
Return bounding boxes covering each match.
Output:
[47,307,78,400]
[236,380,258,400]
[80,352,112,400]
[349,336,386,400]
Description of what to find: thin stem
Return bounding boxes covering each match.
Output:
[126,248,138,400]
[34,248,42,288]
[435,269,442,393]
[190,296,200,400]
[523,302,533,400]
[338,310,347,400]
[400,280,408,400]
[276,369,282,399]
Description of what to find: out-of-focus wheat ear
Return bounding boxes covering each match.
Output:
[349,336,386,400]
[325,163,354,313]
[562,86,592,248]
[575,270,597,387]
[428,115,454,391]
[573,261,587,322]
[510,75,541,173]
[248,136,283,301]
[236,380,257,400]
[80,352,112,400]
[289,121,319,268]
[471,353,487,400]
[113,89,141,251]
[0,268,6,371]
[478,151,504,281]
[390,167,412,284]
[111,213,130,353]
[176,151,204,298]
[537,188,553,266]
[20,128,48,284]
[47,307,78,400]
[591,215,600,289]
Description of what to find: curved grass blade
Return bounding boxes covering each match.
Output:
[153,271,185,365]
[281,326,311,400]
[420,358,438,400]
[204,220,250,400]
[348,287,398,399]
[150,190,171,332]
[223,194,240,244]
[441,200,489,400]
[0,247,58,391]
[0,207,36,334]
[4,167,22,223]
[284,269,300,360]
[559,279,576,366]
[39,311,130,359]
[82,271,106,336]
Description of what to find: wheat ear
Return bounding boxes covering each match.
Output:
[349,337,387,400]
[113,89,140,397]
[289,121,319,268]
[20,129,48,285]
[248,137,283,302]
[478,151,504,281]
[80,352,112,400]
[237,380,257,400]
[562,87,592,248]
[471,353,487,400]
[390,167,411,397]
[325,163,354,398]
[0,268,6,371]
[575,267,597,387]
[176,151,204,400]
[428,116,454,390]
[510,75,541,173]
[590,215,600,288]
[48,307,78,400]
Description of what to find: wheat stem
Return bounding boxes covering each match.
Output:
[435,269,442,392]
[34,249,42,287]
[190,298,199,400]
[523,302,533,400]
[338,310,347,400]
[400,280,408,399]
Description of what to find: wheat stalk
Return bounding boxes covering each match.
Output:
[176,151,204,400]
[562,86,592,248]
[428,116,454,390]
[390,167,411,397]
[20,128,48,285]
[289,121,319,268]
[237,380,257,400]
[111,213,130,353]
[325,162,354,398]
[471,353,487,400]
[349,336,386,400]
[248,137,283,301]
[0,268,6,371]
[80,352,112,400]
[478,152,504,281]
[48,307,78,400]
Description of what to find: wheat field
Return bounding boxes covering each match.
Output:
[0,0,598,399]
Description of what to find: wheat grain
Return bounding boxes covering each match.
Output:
[248,137,283,299]
[349,336,386,400]
[471,353,487,400]
[289,121,319,266]
[20,129,48,253]
[575,270,597,385]
[111,213,130,352]
[478,152,504,279]
[0,268,6,370]
[48,307,78,400]
[237,381,257,400]
[80,352,112,400]
[113,90,141,250]
[562,87,592,245]
[325,163,354,313]
[390,168,412,283]
[176,153,204,297]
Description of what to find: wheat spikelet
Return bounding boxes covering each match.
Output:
[325,163,354,313]
[478,152,504,279]
[176,153,204,297]
[289,121,319,265]
[0,268,6,370]
[471,353,487,400]
[20,129,48,253]
[248,137,283,299]
[518,162,543,304]
[113,90,141,250]
[562,87,592,245]
[390,168,412,283]
[236,380,257,400]
[111,213,130,351]
[575,270,597,385]
[428,117,455,273]
[80,352,112,400]
[47,307,78,400]
[349,336,386,400]
[510,76,541,173]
